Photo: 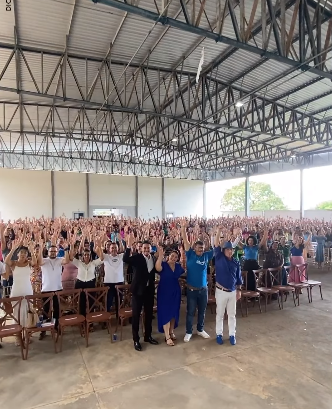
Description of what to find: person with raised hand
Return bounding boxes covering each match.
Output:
[123,233,159,352]
[214,227,242,346]
[180,219,213,343]
[155,245,184,346]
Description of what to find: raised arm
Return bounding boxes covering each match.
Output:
[4,239,20,268]
[123,233,135,264]
[180,219,190,251]
[28,242,37,267]
[0,223,6,249]
[155,246,164,273]
[304,232,312,248]
[259,230,268,249]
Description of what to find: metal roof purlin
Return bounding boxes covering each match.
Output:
[93,0,332,81]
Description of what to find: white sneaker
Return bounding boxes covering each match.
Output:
[184,333,192,342]
[197,330,210,339]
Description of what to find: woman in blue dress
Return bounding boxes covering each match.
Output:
[155,246,184,346]
[313,229,327,268]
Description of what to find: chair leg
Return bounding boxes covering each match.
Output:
[51,329,57,353]
[59,326,64,352]
[85,323,89,348]
[277,294,281,310]
[120,319,123,341]
[258,296,262,313]
[24,331,30,360]
[265,295,267,312]
[307,287,311,303]
[280,292,284,309]
[319,285,323,300]
[292,291,296,307]
[239,298,244,317]
[245,298,249,317]
[19,332,26,360]
[108,320,113,343]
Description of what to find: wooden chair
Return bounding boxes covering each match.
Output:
[115,284,134,341]
[56,289,86,352]
[207,273,216,313]
[297,263,323,303]
[256,270,281,312]
[84,287,113,346]
[240,271,261,317]
[24,292,57,359]
[269,268,296,309]
[288,264,310,306]
[0,296,25,359]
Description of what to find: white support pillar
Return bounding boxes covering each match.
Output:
[203,181,207,218]
[161,178,165,219]
[245,176,250,217]
[300,168,304,219]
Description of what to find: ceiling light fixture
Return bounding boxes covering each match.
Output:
[290,154,296,158]
[235,101,244,108]
[172,137,178,142]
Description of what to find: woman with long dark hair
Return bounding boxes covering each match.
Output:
[155,247,184,346]
[238,230,268,291]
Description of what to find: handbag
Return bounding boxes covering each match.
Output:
[26,307,39,328]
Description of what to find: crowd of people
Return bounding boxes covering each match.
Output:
[0,215,330,351]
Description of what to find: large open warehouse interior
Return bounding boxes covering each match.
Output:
[1,1,332,409]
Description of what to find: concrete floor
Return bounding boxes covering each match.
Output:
[1,266,332,409]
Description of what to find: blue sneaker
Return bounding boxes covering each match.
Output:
[229,335,236,346]
[216,335,223,345]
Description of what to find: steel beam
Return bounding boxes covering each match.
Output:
[92,0,332,81]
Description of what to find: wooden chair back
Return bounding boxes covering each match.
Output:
[267,267,283,287]
[0,296,23,326]
[84,287,108,314]
[295,263,308,281]
[115,284,133,313]
[57,289,82,317]
[25,292,54,321]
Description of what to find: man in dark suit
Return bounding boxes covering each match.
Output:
[123,234,159,351]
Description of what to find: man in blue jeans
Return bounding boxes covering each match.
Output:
[180,220,213,342]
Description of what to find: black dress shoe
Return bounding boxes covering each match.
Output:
[144,336,159,345]
[134,341,142,351]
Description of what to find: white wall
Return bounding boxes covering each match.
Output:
[304,210,332,221]
[0,169,52,220]
[89,174,136,207]
[53,172,87,218]
[137,177,162,219]
[165,179,204,217]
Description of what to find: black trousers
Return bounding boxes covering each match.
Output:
[243,259,260,291]
[75,279,96,316]
[42,291,60,330]
[104,282,124,316]
[132,286,154,343]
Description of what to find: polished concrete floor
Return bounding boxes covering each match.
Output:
[1,266,332,409]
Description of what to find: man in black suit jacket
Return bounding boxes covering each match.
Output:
[123,235,159,351]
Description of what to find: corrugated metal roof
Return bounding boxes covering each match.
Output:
[0,0,331,174]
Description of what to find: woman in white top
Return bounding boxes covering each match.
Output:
[4,239,37,345]
[69,235,104,317]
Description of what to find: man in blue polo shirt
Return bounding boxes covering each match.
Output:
[180,220,213,343]
[214,227,242,346]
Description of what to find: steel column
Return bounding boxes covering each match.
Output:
[162,177,165,219]
[135,175,138,218]
[86,173,90,217]
[51,171,55,218]
[245,176,250,217]
[300,168,304,219]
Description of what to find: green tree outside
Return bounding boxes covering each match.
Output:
[221,181,288,211]
[315,201,332,210]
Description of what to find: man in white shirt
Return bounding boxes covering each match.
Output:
[39,245,69,340]
[103,243,125,315]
